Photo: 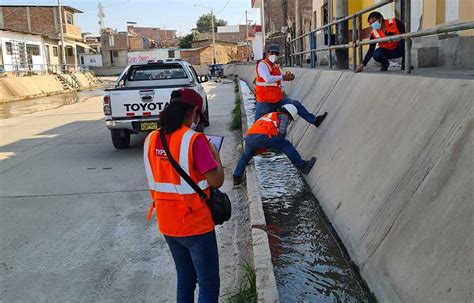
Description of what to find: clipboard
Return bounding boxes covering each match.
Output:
[205,135,224,151]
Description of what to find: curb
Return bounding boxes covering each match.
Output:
[238,79,279,303]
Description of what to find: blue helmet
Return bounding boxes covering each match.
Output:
[266,44,280,53]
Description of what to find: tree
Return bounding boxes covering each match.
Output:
[196,13,227,33]
[178,32,200,49]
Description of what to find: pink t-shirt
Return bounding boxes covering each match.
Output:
[193,134,219,174]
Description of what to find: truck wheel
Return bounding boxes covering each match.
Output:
[203,99,210,127]
[111,129,131,149]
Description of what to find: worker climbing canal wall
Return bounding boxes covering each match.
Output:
[228,64,473,303]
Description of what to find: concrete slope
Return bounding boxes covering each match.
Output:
[229,64,473,302]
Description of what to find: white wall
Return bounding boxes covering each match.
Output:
[411,0,424,31]
[218,25,240,33]
[127,49,182,64]
[0,30,47,72]
[79,54,103,67]
[252,32,264,60]
[445,0,459,22]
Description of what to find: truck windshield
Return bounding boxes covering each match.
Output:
[128,65,188,81]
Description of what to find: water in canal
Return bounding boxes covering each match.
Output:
[240,80,370,302]
[0,80,114,119]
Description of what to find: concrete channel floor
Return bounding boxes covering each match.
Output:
[0,81,250,302]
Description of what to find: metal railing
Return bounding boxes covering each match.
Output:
[288,0,474,74]
[0,64,90,77]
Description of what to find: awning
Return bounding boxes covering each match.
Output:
[73,41,96,52]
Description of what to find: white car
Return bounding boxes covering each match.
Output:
[103,60,209,149]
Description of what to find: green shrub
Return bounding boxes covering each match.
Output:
[227,260,257,303]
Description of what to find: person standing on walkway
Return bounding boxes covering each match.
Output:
[355,12,406,72]
[255,44,328,126]
[144,88,224,303]
[233,104,317,185]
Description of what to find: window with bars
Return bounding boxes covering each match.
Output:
[5,42,12,55]
[27,44,40,56]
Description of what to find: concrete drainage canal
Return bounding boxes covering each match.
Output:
[239,80,373,302]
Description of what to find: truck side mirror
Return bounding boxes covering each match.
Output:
[198,75,209,83]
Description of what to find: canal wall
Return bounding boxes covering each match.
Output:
[0,72,100,103]
[229,64,473,302]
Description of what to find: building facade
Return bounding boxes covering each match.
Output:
[180,41,238,65]
[311,0,474,68]
[127,24,178,50]
[0,29,48,73]
[0,5,85,67]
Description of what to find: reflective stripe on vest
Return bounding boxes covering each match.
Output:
[143,129,209,195]
[247,112,280,137]
[371,18,400,50]
[256,81,279,87]
[255,59,283,103]
[260,113,278,128]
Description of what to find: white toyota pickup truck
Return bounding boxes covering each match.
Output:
[103,60,209,149]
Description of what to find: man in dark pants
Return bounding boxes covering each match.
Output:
[355,12,407,72]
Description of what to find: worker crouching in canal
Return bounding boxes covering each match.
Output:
[233,104,317,185]
[144,88,224,303]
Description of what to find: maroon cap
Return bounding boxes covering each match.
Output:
[170,88,208,124]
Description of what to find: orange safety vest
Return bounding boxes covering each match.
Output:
[371,18,401,50]
[247,112,281,137]
[255,59,284,103]
[144,126,214,237]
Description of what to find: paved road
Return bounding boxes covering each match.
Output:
[0,81,250,302]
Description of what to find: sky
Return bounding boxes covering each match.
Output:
[3,0,261,37]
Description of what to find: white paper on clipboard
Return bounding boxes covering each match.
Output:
[205,135,224,151]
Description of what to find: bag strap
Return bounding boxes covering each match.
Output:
[159,129,210,203]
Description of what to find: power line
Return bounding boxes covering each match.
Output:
[215,0,231,14]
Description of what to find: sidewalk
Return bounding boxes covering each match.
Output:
[0,80,251,302]
[202,81,252,300]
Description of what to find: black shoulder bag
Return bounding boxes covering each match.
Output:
[159,129,231,225]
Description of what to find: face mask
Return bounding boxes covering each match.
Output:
[190,117,200,130]
[371,21,381,31]
[268,54,278,63]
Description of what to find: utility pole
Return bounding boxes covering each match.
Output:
[261,0,265,48]
[335,0,349,69]
[210,9,217,64]
[57,0,66,66]
[295,0,301,66]
[245,10,249,62]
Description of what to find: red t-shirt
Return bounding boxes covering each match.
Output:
[193,134,219,174]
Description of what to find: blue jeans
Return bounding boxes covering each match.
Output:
[255,97,317,124]
[165,231,220,303]
[373,41,405,68]
[233,134,305,178]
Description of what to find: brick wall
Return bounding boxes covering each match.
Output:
[1,7,30,33]
[29,7,58,38]
[127,26,178,47]
[180,44,237,65]
[0,6,82,40]
[101,32,128,51]
[263,0,312,59]
[180,49,202,65]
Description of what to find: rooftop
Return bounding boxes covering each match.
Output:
[0,5,83,13]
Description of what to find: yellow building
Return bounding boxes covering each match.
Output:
[310,0,473,67]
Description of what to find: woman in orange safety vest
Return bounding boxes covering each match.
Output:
[144,88,224,303]
[355,11,407,73]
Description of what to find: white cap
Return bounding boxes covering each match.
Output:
[282,104,298,120]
